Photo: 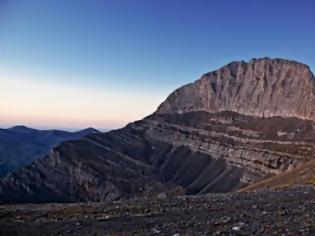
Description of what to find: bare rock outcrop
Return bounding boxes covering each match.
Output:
[157,58,315,121]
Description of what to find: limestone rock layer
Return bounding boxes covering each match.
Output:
[157,58,315,121]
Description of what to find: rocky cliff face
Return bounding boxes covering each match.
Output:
[157,58,315,121]
[1,58,314,203]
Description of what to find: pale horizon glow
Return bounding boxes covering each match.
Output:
[1,1,314,130]
[0,69,168,130]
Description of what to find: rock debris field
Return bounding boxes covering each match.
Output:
[1,186,315,235]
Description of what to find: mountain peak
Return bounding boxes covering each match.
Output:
[156,58,315,121]
[76,127,99,135]
[8,125,37,133]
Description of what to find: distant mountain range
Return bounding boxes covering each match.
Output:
[0,126,99,177]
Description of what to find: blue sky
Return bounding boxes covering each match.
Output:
[0,0,314,130]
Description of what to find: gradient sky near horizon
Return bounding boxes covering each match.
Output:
[1,0,315,130]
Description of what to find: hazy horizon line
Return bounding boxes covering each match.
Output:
[0,124,111,132]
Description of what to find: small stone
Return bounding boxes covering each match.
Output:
[215,216,231,225]
[222,216,231,223]
[232,222,245,232]
[97,215,110,221]
[157,192,167,200]
[152,228,161,234]
[279,210,286,216]
[232,226,240,231]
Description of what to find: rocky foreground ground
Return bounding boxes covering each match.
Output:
[1,186,315,235]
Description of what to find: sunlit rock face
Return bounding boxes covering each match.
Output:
[157,58,315,121]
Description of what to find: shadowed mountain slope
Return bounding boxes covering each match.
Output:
[0,126,99,177]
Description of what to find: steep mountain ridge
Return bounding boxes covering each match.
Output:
[157,58,315,121]
[1,58,314,203]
